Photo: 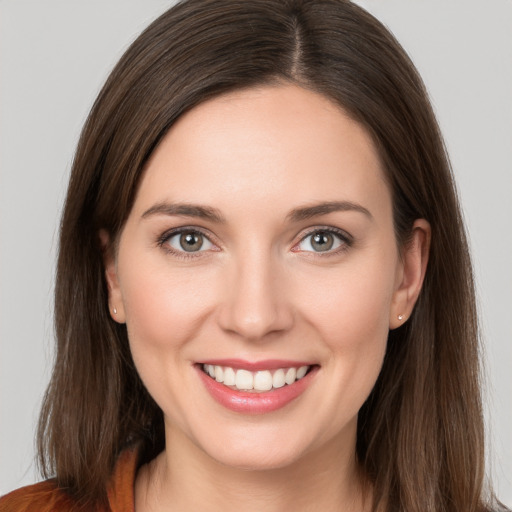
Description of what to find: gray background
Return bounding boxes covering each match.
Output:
[1,0,510,504]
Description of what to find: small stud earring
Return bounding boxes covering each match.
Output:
[397,314,404,321]
[113,307,117,315]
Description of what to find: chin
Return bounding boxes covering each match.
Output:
[192,423,317,472]
[210,445,305,472]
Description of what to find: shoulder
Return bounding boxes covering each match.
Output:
[0,480,77,512]
[0,446,139,512]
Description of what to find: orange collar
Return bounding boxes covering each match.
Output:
[106,446,139,512]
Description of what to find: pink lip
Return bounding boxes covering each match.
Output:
[196,364,319,414]
[199,358,314,371]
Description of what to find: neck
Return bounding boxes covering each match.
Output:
[135,423,370,512]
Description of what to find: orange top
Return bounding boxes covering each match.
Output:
[0,447,138,512]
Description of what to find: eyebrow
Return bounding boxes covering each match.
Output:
[141,202,226,223]
[286,201,373,222]
[141,200,372,224]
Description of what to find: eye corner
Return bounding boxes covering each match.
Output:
[293,227,353,256]
[157,226,219,258]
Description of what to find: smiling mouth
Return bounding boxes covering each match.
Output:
[201,364,313,393]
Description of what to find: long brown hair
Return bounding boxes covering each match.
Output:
[38,1,499,510]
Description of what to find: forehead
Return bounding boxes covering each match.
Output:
[134,84,390,220]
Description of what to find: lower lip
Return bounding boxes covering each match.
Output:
[196,365,318,414]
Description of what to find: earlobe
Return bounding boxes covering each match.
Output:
[389,219,431,329]
[99,229,126,323]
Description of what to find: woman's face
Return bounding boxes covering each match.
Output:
[106,84,414,470]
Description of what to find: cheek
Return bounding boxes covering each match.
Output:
[299,256,395,346]
[294,252,396,407]
[117,263,221,423]
[120,264,214,348]
[313,284,390,389]
[117,262,221,407]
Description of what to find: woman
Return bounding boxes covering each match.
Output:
[0,0,507,510]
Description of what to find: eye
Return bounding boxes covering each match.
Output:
[295,229,349,253]
[166,230,214,253]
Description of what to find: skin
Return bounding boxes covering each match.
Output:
[103,84,430,511]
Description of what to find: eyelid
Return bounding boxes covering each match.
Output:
[157,226,220,256]
[156,224,352,258]
[292,226,353,254]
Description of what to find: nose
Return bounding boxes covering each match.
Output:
[217,253,294,341]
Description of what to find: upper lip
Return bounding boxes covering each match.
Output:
[197,358,316,371]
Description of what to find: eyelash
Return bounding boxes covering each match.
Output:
[156,227,218,260]
[292,227,353,257]
[156,226,353,260]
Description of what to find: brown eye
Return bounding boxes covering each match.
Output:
[311,232,334,252]
[180,232,204,252]
[296,229,348,253]
[166,230,214,253]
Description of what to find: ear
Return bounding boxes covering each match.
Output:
[389,219,431,329]
[99,229,126,323]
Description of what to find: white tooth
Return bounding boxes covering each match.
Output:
[253,371,273,391]
[285,367,297,385]
[223,367,236,386]
[235,369,253,390]
[272,369,286,388]
[207,364,215,378]
[214,366,224,382]
[296,366,308,379]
